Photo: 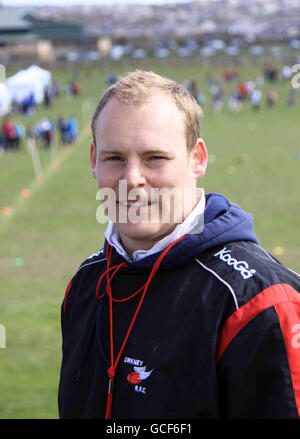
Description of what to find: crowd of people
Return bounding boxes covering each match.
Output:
[0,115,78,153]
[0,62,297,156]
[0,75,81,155]
[29,115,78,149]
[0,117,25,150]
[183,63,298,114]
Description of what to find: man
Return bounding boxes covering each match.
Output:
[58,70,300,419]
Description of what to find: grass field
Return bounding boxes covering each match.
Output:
[0,59,299,418]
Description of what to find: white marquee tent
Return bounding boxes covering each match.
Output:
[6,65,51,105]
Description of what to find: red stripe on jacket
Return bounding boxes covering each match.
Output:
[63,278,73,312]
[216,283,300,415]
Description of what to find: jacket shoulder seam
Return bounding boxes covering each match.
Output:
[195,258,239,310]
[76,257,107,274]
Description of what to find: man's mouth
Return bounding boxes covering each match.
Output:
[117,201,153,207]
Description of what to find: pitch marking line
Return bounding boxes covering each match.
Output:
[1,125,91,223]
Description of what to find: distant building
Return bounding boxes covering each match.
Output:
[0,7,97,63]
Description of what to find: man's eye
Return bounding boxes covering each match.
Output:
[106,156,122,161]
[149,156,166,160]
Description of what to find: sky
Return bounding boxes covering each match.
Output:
[1,0,193,6]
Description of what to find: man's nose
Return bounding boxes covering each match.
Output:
[123,159,146,188]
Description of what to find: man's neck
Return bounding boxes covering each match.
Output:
[119,223,178,258]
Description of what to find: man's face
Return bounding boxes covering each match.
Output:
[90,92,207,252]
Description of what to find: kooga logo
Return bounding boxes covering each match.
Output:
[214,247,256,280]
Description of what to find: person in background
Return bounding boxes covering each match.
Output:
[266,90,277,108]
[1,117,17,149]
[287,88,297,107]
[67,117,78,144]
[251,89,262,110]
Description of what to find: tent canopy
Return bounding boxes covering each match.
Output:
[6,64,51,104]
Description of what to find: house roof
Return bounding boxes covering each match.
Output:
[0,8,34,31]
[0,7,92,43]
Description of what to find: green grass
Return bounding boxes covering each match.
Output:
[0,60,299,418]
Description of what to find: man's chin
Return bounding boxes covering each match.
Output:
[117,221,174,244]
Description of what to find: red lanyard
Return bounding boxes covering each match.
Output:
[96,235,186,419]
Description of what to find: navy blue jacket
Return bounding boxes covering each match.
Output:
[58,193,300,418]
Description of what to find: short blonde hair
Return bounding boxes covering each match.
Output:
[91,70,203,152]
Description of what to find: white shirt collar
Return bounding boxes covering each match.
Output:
[104,189,205,262]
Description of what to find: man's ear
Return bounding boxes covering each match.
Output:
[191,137,208,180]
[90,141,97,179]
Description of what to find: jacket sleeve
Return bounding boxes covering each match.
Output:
[61,277,73,336]
[58,274,77,417]
[216,282,300,419]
